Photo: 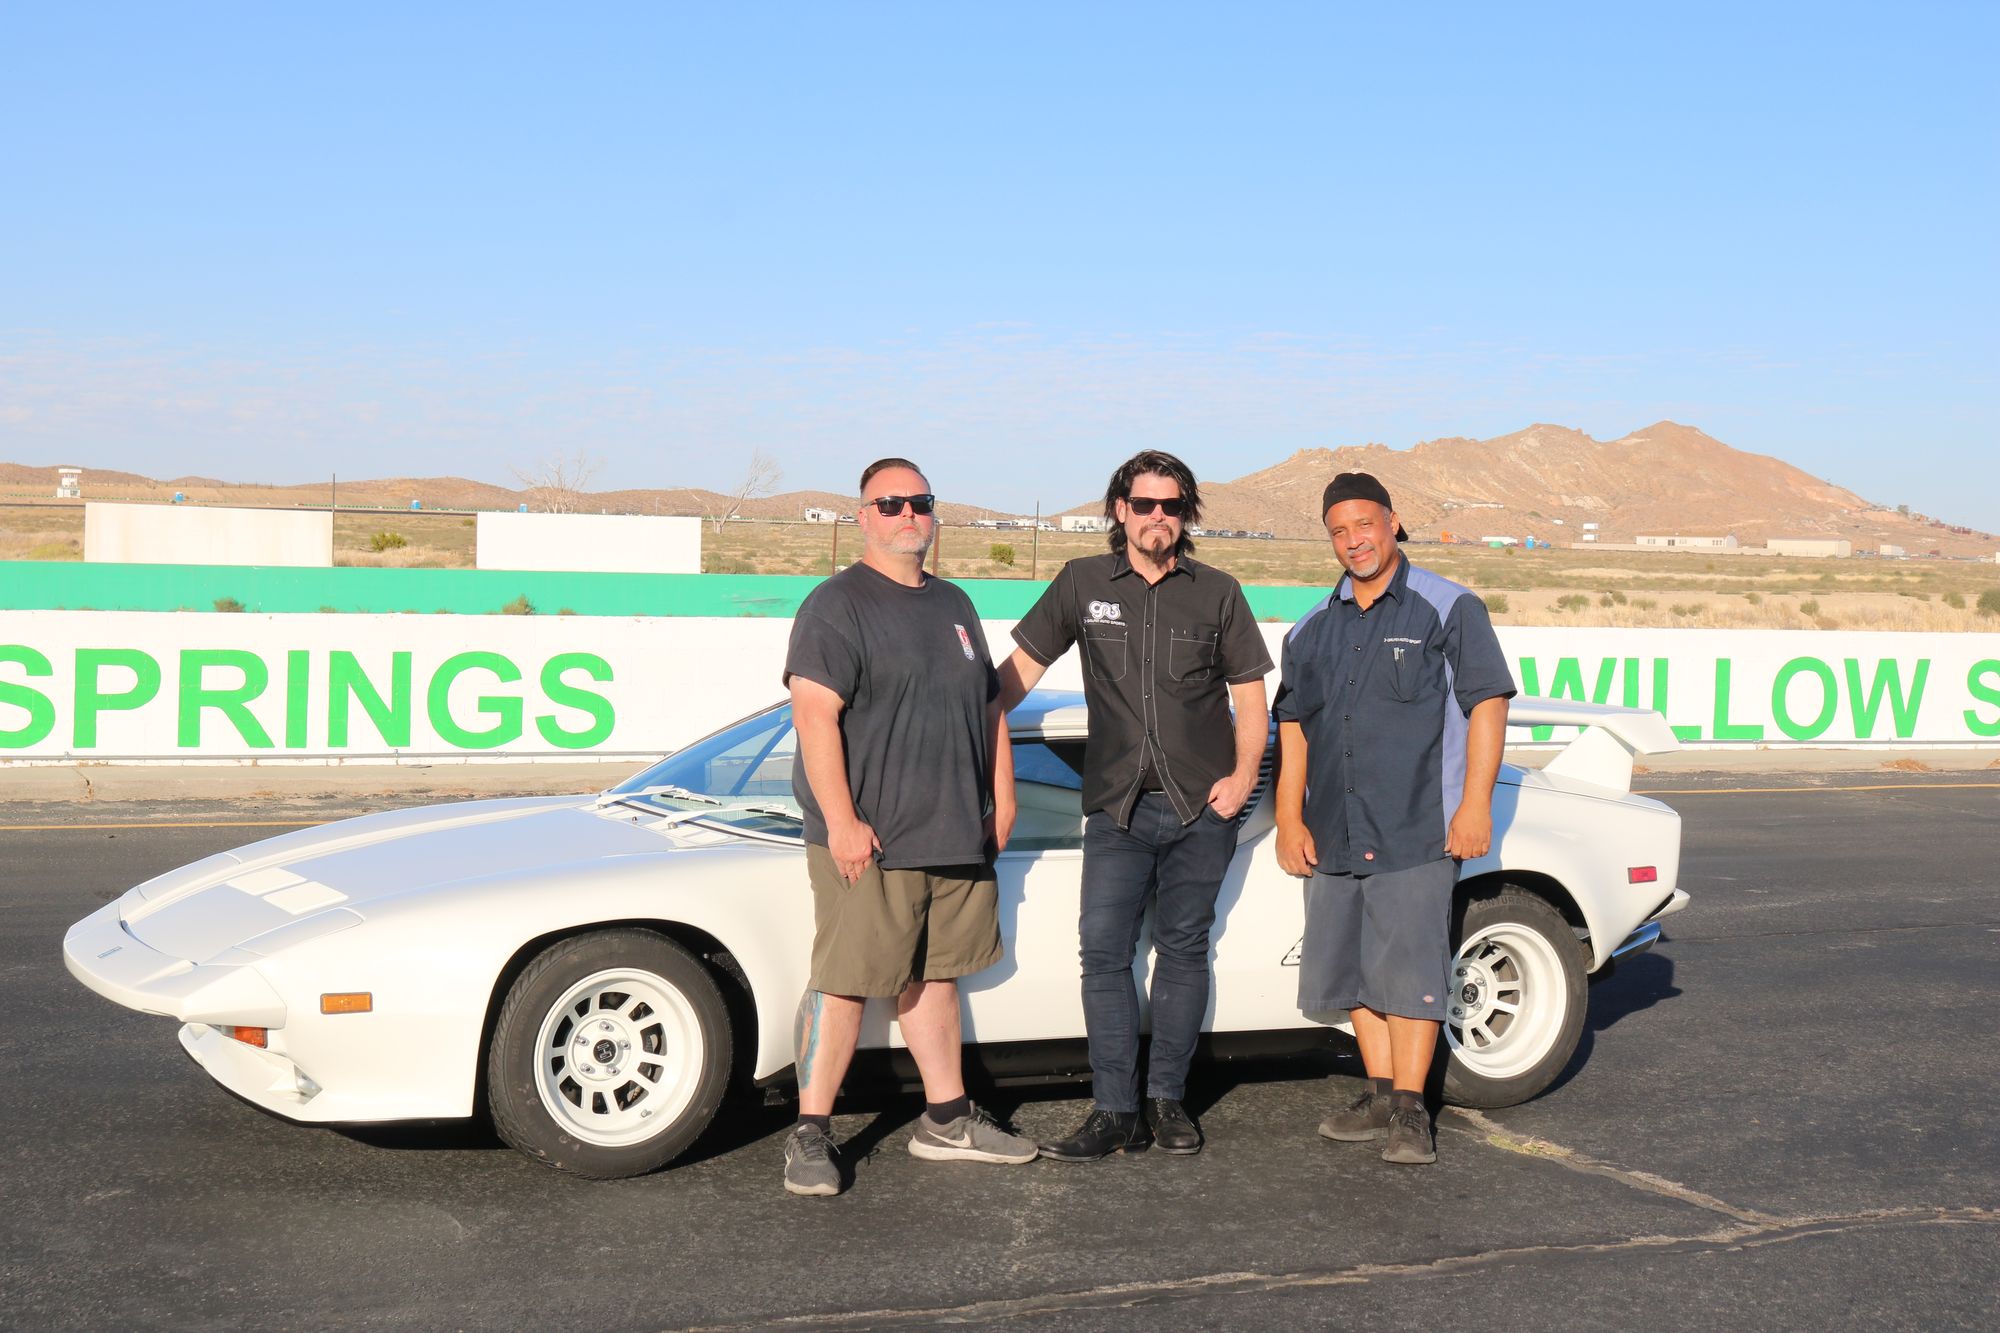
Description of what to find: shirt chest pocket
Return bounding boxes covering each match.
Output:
[1385,640,1440,703]
[1168,627,1221,683]
[1083,622,1129,681]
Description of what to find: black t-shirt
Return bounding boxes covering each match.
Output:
[782,562,999,868]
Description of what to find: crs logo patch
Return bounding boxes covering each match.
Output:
[1086,600,1123,623]
[954,624,977,660]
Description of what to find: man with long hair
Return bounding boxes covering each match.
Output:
[999,450,1272,1159]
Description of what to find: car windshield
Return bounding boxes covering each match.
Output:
[605,702,1094,849]
[604,705,804,837]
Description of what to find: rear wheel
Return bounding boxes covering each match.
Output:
[1441,887,1587,1109]
[488,929,732,1178]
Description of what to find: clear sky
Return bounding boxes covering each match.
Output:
[3,3,1994,525]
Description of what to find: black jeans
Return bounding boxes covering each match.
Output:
[1079,792,1241,1112]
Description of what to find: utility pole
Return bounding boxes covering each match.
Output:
[1030,502,1040,580]
[829,519,839,575]
[330,473,337,512]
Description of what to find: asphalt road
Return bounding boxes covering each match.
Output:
[3,774,1996,1330]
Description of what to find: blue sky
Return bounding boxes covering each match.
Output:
[3,3,1994,525]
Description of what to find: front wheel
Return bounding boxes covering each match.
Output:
[488,928,733,1178]
[1441,887,1587,1109]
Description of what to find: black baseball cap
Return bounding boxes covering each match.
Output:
[1321,471,1408,541]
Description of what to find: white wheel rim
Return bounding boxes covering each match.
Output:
[531,967,706,1148]
[1445,923,1569,1082]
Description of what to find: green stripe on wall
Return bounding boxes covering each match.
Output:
[0,561,1332,621]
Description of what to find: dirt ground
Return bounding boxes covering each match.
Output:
[7,505,1999,630]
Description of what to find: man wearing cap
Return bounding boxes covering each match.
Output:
[998,449,1272,1160]
[780,456,1038,1197]
[1273,472,1514,1165]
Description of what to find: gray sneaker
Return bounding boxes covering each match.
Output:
[783,1122,843,1196]
[1318,1084,1392,1142]
[1381,1102,1438,1165]
[908,1102,1038,1164]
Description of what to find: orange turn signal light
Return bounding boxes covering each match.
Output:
[320,992,374,1015]
[226,1026,268,1048]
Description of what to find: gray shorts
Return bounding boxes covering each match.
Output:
[1299,857,1456,1022]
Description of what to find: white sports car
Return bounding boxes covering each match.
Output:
[65,691,1687,1178]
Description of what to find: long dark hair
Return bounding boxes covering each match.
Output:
[1102,450,1201,559]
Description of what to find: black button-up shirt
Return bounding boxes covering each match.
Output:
[1272,554,1515,875]
[1013,552,1273,827]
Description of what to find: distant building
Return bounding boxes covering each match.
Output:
[1636,534,1739,550]
[1481,535,1520,547]
[1766,539,1852,558]
[55,466,81,499]
[804,506,841,524]
[1581,522,1600,532]
[1878,544,1906,559]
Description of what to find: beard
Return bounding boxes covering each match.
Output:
[1131,523,1177,560]
[871,524,933,558]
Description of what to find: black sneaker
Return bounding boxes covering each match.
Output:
[1318,1084,1393,1142]
[1381,1102,1438,1165]
[1037,1107,1152,1161]
[1147,1098,1203,1154]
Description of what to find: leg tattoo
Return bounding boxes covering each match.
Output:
[796,990,824,1087]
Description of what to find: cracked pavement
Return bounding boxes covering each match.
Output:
[3,772,1995,1328]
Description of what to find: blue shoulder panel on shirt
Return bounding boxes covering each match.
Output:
[1286,592,1336,641]
[1404,564,1469,626]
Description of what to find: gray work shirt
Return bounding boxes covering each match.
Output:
[1012,552,1273,827]
[1272,555,1515,876]
[782,563,998,868]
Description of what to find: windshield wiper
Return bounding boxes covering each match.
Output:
[595,783,721,810]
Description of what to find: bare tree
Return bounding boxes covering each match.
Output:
[512,451,604,514]
[712,449,782,534]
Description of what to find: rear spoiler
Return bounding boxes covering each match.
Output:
[1506,697,1679,795]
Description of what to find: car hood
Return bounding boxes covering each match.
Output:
[117,795,747,964]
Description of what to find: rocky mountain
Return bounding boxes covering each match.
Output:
[4,423,1990,554]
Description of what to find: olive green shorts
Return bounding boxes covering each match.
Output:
[806,845,1003,998]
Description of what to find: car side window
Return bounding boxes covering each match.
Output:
[1009,739,1085,852]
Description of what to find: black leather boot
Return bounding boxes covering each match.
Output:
[1037,1107,1153,1161]
[1147,1098,1203,1154]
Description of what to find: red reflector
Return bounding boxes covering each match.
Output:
[226,1026,268,1048]
[1628,866,1658,884]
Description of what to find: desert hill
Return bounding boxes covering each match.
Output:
[4,423,1992,556]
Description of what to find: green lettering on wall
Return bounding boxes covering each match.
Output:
[1517,656,1615,740]
[537,653,616,749]
[330,651,413,748]
[177,649,274,748]
[1771,656,1837,741]
[285,650,311,749]
[0,646,57,749]
[75,648,162,748]
[1844,659,1928,739]
[427,651,523,749]
[1965,660,2000,738]
[1711,659,1765,741]
[1652,658,1703,742]
[1621,657,1640,709]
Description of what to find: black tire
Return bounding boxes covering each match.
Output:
[1441,886,1588,1109]
[487,928,732,1179]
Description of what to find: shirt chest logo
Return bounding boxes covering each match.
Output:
[954,624,977,660]
[1086,600,1123,623]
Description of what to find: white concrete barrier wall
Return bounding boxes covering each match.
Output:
[475,512,702,574]
[83,504,333,567]
[1,612,1997,763]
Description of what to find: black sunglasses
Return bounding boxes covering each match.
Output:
[866,493,936,517]
[1125,496,1187,517]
